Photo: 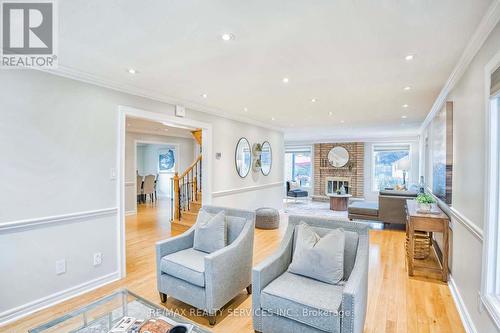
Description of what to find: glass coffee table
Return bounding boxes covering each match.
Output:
[29,289,212,333]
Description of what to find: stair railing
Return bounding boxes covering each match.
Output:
[172,155,202,221]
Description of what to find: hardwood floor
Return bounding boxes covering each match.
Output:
[1,200,464,333]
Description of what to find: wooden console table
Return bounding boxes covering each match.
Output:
[406,199,450,282]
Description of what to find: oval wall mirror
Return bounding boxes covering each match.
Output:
[328,146,349,167]
[261,141,272,176]
[235,138,251,178]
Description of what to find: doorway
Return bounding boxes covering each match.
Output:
[117,106,212,278]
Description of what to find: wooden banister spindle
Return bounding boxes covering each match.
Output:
[173,172,180,220]
[172,155,202,222]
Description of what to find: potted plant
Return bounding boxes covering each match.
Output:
[416,193,436,212]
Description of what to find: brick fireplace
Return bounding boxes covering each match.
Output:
[313,142,364,200]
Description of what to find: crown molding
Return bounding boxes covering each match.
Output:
[36,65,284,133]
[285,135,420,145]
[420,0,500,132]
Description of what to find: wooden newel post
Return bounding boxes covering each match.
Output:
[173,172,180,220]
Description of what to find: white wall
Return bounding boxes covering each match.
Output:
[124,133,196,213]
[420,20,500,333]
[364,140,420,202]
[0,69,284,324]
[209,116,284,210]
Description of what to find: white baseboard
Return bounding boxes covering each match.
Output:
[449,275,478,333]
[125,210,137,216]
[0,271,120,326]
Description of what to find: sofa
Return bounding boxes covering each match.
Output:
[252,215,369,333]
[348,190,418,225]
[155,205,255,325]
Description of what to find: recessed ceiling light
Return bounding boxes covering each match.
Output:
[282,77,289,84]
[311,98,317,103]
[271,117,275,121]
[340,120,345,123]
[221,33,235,41]
[401,115,408,119]
[243,107,248,112]
[201,93,208,98]
[127,68,137,74]
[405,55,414,61]
[328,111,333,116]
[402,104,409,108]
[404,86,411,91]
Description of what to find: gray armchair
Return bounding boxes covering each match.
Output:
[252,215,369,333]
[156,205,255,325]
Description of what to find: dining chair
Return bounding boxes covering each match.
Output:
[143,175,156,202]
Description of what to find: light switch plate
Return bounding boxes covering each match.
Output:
[56,259,66,275]
[175,105,186,117]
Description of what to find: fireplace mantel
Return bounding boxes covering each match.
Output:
[313,142,364,200]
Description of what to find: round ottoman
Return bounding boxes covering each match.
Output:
[255,207,280,230]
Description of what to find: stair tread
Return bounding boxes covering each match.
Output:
[182,210,198,216]
[171,219,194,227]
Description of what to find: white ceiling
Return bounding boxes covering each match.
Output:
[56,0,492,140]
[126,117,195,139]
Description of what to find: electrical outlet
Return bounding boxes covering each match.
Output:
[55,259,66,275]
[93,252,102,266]
[110,168,117,180]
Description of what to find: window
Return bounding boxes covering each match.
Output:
[482,67,500,328]
[372,144,411,191]
[285,147,312,187]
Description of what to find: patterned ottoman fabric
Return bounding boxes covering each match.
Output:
[255,207,280,230]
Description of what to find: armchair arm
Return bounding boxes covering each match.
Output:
[204,220,254,312]
[252,226,294,331]
[155,228,195,289]
[341,234,369,333]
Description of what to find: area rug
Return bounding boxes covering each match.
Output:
[284,200,350,221]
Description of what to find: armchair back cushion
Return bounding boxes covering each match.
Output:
[226,216,247,244]
[193,210,227,253]
[289,223,345,285]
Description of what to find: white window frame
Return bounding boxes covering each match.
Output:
[284,145,313,190]
[371,143,412,192]
[481,51,500,329]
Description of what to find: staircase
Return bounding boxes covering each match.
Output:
[171,129,203,226]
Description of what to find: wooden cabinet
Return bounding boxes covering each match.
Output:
[406,200,450,282]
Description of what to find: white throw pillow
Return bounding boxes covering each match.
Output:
[290,181,300,190]
[289,223,345,285]
[193,210,227,253]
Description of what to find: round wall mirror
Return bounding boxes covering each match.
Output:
[235,138,251,177]
[328,146,349,167]
[261,141,272,176]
